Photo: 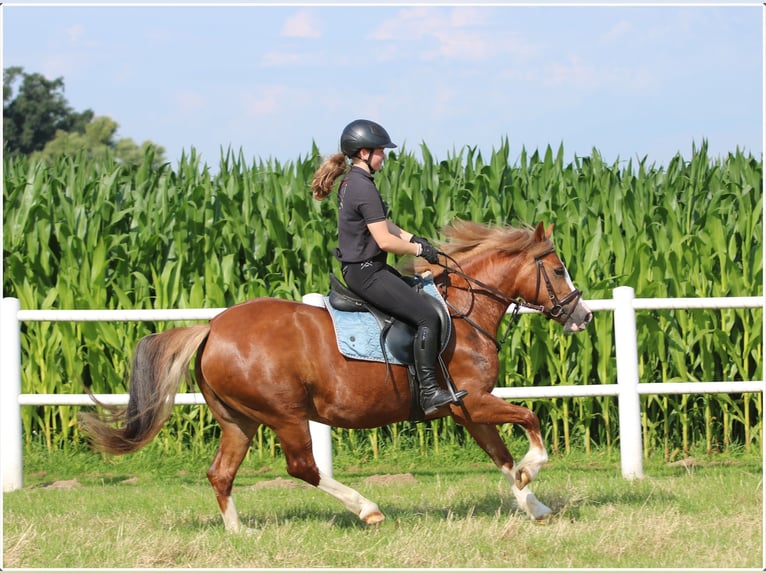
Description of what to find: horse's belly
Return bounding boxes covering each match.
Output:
[201,298,413,428]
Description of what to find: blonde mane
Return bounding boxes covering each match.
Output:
[413,219,550,274]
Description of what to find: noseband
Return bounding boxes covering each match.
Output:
[532,248,583,321]
[436,249,582,352]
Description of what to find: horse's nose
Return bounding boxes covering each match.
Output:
[565,309,592,333]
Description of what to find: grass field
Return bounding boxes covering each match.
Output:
[3,442,762,570]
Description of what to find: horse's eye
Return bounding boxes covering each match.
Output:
[554,268,566,277]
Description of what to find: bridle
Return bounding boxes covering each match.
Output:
[435,248,582,352]
[532,248,583,321]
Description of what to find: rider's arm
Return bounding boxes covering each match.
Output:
[368,220,420,256]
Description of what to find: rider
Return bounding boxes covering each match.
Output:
[311,119,465,415]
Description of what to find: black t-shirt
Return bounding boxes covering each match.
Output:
[336,166,388,263]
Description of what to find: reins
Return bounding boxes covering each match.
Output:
[434,249,582,353]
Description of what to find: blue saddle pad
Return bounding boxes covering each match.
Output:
[323,278,449,365]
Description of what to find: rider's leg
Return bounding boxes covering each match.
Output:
[413,324,455,415]
[343,259,467,414]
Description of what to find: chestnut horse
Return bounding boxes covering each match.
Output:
[81,220,592,531]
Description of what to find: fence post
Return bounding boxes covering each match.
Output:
[613,286,645,479]
[302,293,333,478]
[1,297,24,491]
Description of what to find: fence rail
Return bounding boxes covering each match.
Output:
[2,288,763,493]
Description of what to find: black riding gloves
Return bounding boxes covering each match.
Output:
[410,235,439,264]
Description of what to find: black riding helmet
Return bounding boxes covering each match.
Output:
[340,119,397,158]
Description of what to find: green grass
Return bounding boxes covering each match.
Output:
[3,443,762,569]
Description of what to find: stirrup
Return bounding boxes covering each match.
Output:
[420,387,463,415]
[438,356,467,405]
[421,391,454,416]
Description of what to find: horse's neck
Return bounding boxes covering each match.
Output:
[445,250,525,329]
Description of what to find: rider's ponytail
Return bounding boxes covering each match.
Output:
[311,152,348,200]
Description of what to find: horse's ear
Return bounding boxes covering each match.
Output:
[534,222,554,242]
[535,221,553,243]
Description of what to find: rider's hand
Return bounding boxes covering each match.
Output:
[410,235,439,264]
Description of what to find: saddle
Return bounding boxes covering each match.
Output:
[327,273,451,365]
[326,273,460,421]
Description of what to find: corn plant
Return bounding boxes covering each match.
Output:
[3,140,761,458]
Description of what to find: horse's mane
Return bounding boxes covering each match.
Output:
[412,219,549,274]
[439,219,539,256]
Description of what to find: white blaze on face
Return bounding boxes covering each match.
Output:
[564,268,576,293]
[561,266,592,332]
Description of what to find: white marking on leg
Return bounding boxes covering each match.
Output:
[221,496,242,532]
[516,443,549,484]
[501,462,552,521]
[317,471,384,523]
[512,482,553,521]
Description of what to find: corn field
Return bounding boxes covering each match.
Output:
[2,140,762,460]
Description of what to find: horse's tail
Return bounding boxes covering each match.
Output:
[80,324,210,455]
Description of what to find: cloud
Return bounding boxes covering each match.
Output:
[544,54,657,94]
[259,10,327,69]
[63,22,99,49]
[603,19,632,42]
[370,7,497,62]
[282,9,321,38]
[371,6,485,40]
[368,7,540,65]
[65,23,86,45]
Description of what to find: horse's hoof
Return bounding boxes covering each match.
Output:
[362,511,386,525]
[515,468,531,490]
[534,515,555,525]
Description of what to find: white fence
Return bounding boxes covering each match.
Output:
[2,287,763,493]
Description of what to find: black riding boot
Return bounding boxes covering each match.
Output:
[414,326,456,416]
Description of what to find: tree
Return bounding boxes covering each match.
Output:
[3,67,165,165]
[33,115,166,167]
[3,66,93,155]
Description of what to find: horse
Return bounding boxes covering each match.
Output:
[80,220,593,531]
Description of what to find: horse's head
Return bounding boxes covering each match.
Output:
[523,222,592,333]
[419,219,592,339]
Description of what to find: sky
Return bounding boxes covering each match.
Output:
[2,2,763,171]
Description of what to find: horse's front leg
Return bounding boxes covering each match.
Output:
[455,395,552,521]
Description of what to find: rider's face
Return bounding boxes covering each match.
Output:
[363,148,386,171]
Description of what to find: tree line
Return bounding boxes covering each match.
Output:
[3,67,165,166]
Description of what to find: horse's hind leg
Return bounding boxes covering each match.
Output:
[207,419,258,532]
[463,421,552,522]
[275,421,385,524]
[316,471,385,524]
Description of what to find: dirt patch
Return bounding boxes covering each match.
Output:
[38,479,81,490]
[667,457,742,469]
[251,477,303,489]
[364,473,418,486]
